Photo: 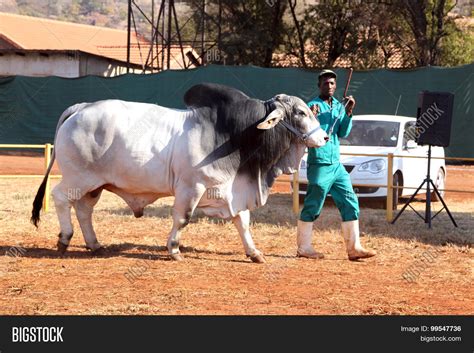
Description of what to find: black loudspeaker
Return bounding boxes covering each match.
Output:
[415,91,454,147]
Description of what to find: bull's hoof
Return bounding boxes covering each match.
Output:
[89,246,107,256]
[249,253,266,264]
[57,241,68,255]
[170,253,184,261]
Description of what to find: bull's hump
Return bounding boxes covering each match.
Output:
[184,83,249,109]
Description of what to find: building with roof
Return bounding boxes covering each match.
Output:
[272,43,409,69]
[0,12,197,77]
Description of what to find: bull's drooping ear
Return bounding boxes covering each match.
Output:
[257,108,284,130]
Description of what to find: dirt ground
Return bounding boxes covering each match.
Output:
[1,154,473,201]
[0,155,472,315]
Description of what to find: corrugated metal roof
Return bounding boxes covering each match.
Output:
[0,12,196,69]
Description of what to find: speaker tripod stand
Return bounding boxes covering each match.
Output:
[392,145,457,228]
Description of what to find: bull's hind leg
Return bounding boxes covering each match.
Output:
[167,185,206,261]
[232,210,265,263]
[52,182,75,254]
[74,190,103,253]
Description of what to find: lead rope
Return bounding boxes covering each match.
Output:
[263,99,321,143]
[279,119,321,142]
[328,98,350,138]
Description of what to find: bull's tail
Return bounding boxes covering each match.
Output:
[31,173,50,227]
[31,103,88,227]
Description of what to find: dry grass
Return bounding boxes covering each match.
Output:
[0,178,472,315]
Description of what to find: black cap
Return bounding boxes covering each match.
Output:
[318,69,337,79]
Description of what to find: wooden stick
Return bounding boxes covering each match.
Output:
[343,67,353,98]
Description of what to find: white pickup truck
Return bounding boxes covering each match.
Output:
[297,115,446,208]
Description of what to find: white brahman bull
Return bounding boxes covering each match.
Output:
[32,83,327,263]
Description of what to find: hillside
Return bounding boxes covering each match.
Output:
[0,0,193,38]
[1,1,471,37]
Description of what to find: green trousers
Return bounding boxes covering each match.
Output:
[300,162,359,222]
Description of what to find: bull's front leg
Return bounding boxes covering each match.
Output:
[232,210,265,263]
[167,184,205,261]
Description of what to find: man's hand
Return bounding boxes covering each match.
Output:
[310,104,320,117]
[345,95,356,116]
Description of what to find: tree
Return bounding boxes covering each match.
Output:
[394,0,459,66]
[63,1,81,21]
[79,0,102,16]
[283,0,384,68]
[304,0,364,67]
[345,1,411,69]
[438,23,474,66]
[47,0,60,17]
[286,0,308,67]
[188,0,288,67]
[281,0,472,69]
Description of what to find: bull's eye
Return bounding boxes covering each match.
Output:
[296,110,306,117]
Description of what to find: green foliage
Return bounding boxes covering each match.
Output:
[2,0,472,68]
[392,0,462,66]
[188,0,288,67]
[287,0,405,69]
[79,0,101,16]
[282,0,472,69]
[439,26,474,66]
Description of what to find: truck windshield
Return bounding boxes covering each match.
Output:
[340,120,400,147]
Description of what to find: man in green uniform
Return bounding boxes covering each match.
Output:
[296,69,376,261]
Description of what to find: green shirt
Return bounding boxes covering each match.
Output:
[307,96,352,164]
